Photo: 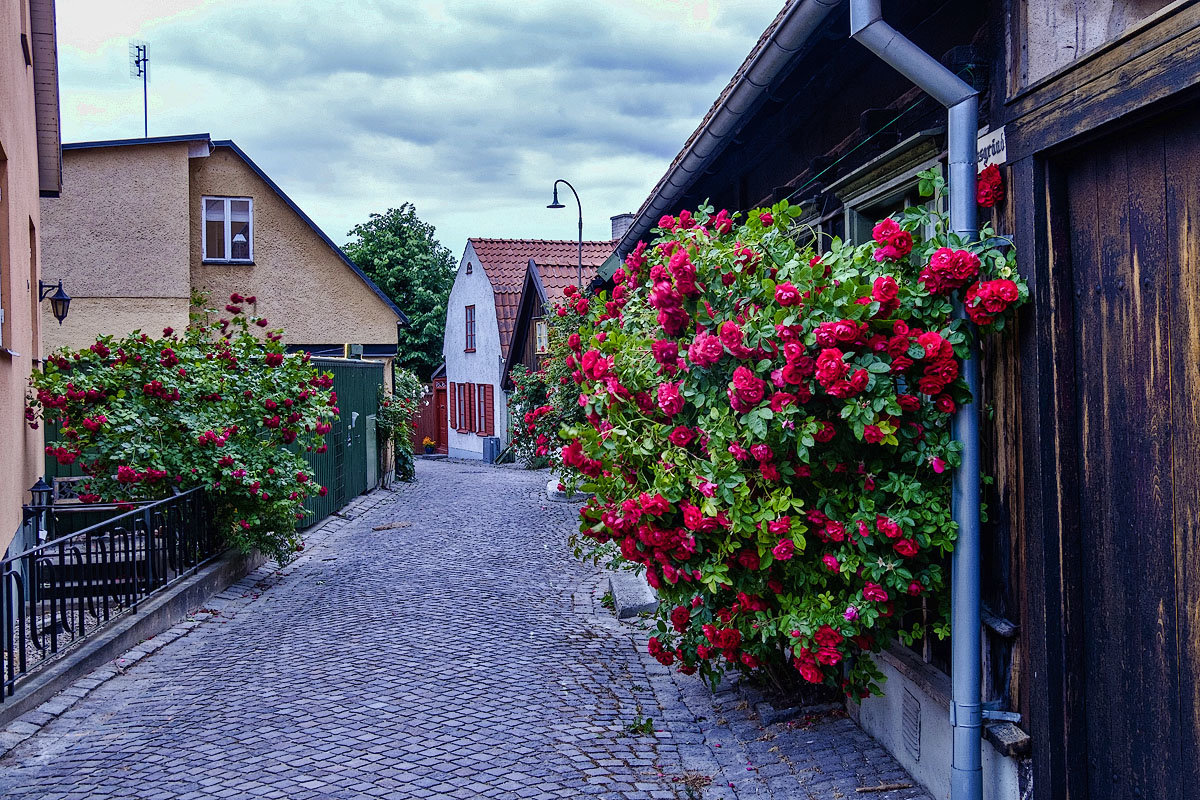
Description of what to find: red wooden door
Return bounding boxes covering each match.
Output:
[434,377,448,454]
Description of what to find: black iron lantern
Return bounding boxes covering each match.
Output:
[28,478,53,508]
[38,280,71,324]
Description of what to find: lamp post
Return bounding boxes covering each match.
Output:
[547,179,583,289]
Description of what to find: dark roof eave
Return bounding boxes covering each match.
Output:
[62,133,213,151]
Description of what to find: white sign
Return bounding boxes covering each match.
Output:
[977,126,1006,168]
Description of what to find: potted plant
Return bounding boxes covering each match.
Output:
[422,436,436,454]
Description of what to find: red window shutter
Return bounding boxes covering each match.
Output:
[467,383,476,432]
[448,382,457,430]
[483,384,495,436]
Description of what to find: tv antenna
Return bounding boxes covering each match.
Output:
[129,40,149,138]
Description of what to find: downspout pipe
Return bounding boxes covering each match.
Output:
[616,0,841,256]
[849,3,983,800]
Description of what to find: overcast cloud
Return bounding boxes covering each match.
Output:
[56,0,782,254]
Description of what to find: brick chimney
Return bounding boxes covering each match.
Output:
[610,213,635,241]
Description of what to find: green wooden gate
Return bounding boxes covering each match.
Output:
[301,357,384,526]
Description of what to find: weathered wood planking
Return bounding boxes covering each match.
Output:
[1165,117,1200,791]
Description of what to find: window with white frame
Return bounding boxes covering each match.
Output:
[535,320,549,354]
[203,197,253,262]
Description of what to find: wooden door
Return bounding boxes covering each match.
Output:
[434,377,448,454]
[1058,105,1200,800]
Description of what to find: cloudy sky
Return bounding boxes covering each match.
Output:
[56,0,782,255]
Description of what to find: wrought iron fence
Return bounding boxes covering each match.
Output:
[1,487,218,700]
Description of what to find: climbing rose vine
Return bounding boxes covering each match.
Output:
[27,295,338,561]
[562,171,1024,697]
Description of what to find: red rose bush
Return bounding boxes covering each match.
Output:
[561,171,1025,697]
[27,295,337,561]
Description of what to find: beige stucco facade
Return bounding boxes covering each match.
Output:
[188,147,399,348]
[40,139,402,364]
[0,0,59,555]
[40,142,192,351]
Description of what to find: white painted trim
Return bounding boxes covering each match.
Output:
[201,195,254,263]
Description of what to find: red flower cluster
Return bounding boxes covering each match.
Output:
[976,164,1004,208]
[871,219,913,262]
[919,247,980,296]
[964,279,1020,325]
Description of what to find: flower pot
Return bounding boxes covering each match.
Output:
[424,446,435,454]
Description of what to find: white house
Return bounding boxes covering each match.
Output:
[443,236,618,460]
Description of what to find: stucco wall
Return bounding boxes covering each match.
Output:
[188,147,399,348]
[0,0,47,553]
[40,143,193,354]
[42,297,190,353]
[443,242,508,459]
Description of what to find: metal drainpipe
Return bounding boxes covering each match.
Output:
[848,3,983,800]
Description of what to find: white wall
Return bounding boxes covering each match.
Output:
[847,650,1026,800]
[443,242,509,459]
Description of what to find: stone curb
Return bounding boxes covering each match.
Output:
[545,478,593,503]
[608,570,658,619]
[0,488,395,758]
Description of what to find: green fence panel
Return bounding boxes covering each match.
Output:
[301,357,384,527]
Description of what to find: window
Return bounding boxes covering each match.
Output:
[465,262,473,274]
[535,320,549,354]
[202,196,253,262]
[464,305,476,351]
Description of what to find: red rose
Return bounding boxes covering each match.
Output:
[687,332,724,367]
[893,538,919,558]
[670,606,690,632]
[796,659,824,684]
[772,538,795,561]
[872,275,899,304]
[656,381,684,417]
[667,426,694,448]
[774,282,801,307]
[863,424,885,444]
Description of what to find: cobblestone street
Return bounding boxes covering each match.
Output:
[0,460,929,799]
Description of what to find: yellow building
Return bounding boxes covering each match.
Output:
[0,0,61,555]
[40,134,407,379]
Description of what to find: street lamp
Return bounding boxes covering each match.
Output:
[547,179,583,289]
[38,280,71,324]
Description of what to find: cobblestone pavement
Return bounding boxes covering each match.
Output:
[0,459,931,799]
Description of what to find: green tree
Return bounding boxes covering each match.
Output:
[344,204,456,378]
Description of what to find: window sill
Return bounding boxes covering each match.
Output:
[202,259,255,266]
[0,346,19,359]
[463,348,476,353]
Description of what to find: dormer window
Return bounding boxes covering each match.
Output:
[203,196,253,263]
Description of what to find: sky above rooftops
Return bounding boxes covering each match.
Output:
[56,0,782,258]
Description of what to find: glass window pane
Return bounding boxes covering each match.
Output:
[230,200,250,260]
[204,199,226,259]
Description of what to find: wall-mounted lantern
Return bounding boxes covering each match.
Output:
[38,280,71,324]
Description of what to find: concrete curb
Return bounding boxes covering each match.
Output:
[0,547,265,728]
[545,479,593,504]
[608,571,657,619]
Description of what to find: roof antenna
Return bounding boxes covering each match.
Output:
[129,40,149,138]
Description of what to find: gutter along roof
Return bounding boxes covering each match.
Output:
[616,0,841,255]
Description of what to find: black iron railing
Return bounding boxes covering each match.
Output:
[1,487,218,700]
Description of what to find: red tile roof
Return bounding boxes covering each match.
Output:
[468,238,614,356]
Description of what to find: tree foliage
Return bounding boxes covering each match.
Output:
[343,204,456,378]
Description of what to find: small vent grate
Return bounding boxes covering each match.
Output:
[902,689,921,761]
